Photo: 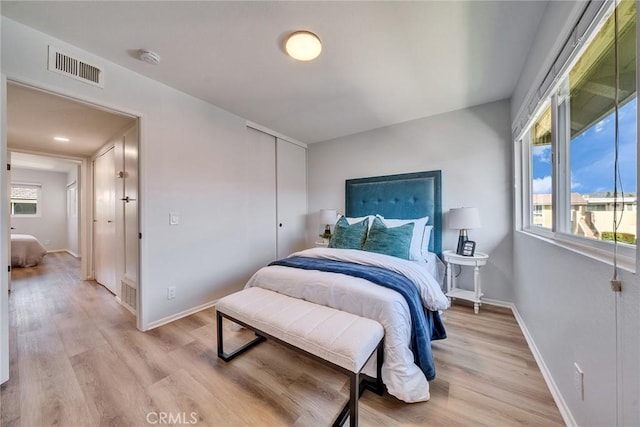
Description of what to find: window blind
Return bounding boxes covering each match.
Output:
[513,0,612,139]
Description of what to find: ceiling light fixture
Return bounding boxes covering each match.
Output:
[285,31,322,61]
[53,136,70,142]
[139,49,161,65]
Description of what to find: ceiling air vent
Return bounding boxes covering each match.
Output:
[47,46,104,88]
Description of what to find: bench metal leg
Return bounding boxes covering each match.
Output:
[217,311,266,362]
[333,338,384,426]
[333,372,359,427]
[361,338,385,396]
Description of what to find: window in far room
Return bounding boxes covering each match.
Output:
[10,183,41,216]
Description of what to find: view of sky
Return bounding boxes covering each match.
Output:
[532,97,637,195]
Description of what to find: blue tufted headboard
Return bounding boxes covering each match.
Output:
[345,170,442,257]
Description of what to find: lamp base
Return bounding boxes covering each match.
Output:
[456,230,468,255]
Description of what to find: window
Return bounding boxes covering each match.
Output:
[521,1,637,252]
[11,183,41,216]
[530,105,553,230]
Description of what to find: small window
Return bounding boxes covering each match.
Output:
[11,183,41,217]
[530,105,553,230]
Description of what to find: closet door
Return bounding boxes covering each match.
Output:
[276,139,307,258]
[246,127,277,268]
[94,147,117,294]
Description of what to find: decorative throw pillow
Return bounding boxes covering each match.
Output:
[376,215,429,261]
[363,217,414,259]
[328,216,369,249]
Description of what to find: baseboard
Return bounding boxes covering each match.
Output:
[65,249,79,258]
[45,249,80,259]
[144,299,218,331]
[479,298,513,308]
[509,304,577,427]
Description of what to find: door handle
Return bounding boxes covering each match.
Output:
[107,220,113,223]
[10,227,15,230]
[121,196,137,203]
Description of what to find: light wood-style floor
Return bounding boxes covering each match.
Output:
[1,252,564,426]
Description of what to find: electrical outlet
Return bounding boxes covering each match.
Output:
[167,286,176,300]
[573,362,584,400]
[169,212,180,225]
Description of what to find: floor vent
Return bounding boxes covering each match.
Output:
[121,277,137,313]
[48,46,104,88]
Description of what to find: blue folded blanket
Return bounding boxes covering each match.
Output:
[269,256,446,381]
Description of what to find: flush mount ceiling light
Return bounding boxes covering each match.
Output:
[139,49,161,65]
[53,136,70,142]
[285,31,322,61]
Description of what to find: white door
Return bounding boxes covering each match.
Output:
[246,127,277,268]
[121,125,139,309]
[6,152,11,293]
[93,147,117,294]
[1,85,8,384]
[276,139,307,258]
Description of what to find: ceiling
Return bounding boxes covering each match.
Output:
[11,152,79,174]
[2,1,548,144]
[7,83,135,157]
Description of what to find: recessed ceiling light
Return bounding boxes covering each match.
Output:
[285,31,322,61]
[53,136,70,142]
[139,49,161,65]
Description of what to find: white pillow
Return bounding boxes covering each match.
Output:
[376,215,429,261]
[345,215,376,231]
[421,225,434,257]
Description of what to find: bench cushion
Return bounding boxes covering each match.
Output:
[216,287,384,373]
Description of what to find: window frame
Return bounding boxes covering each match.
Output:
[518,0,638,270]
[10,182,42,218]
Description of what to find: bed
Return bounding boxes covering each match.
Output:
[245,170,448,403]
[11,234,47,267]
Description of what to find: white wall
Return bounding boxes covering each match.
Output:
[11,168,68,251]
[1,17,302,328]
[510,1,584,124]
[308,100,514,302]
[511,2,639,425]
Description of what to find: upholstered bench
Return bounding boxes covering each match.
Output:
[216,287,385,427]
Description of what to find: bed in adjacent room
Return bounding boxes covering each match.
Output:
[11,234,47,267]
[244,170,448,403]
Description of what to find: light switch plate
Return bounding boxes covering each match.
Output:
[170,212,180,225]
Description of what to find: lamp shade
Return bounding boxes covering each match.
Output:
[448,207,481,230]
[320,209,337,225]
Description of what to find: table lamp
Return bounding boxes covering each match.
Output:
[449,207,481,255]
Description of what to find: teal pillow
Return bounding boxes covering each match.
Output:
[362,217,414,259]
[328,216,369,249]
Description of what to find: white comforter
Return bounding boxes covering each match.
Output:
[11,234,47,267]
[245,248,449,403]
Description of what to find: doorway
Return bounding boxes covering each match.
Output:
[5,81,140,315]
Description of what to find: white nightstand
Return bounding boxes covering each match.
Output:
[443,250,489,314]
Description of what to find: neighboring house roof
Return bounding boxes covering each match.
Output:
[533,193,587,205]
[533,192,637,206]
